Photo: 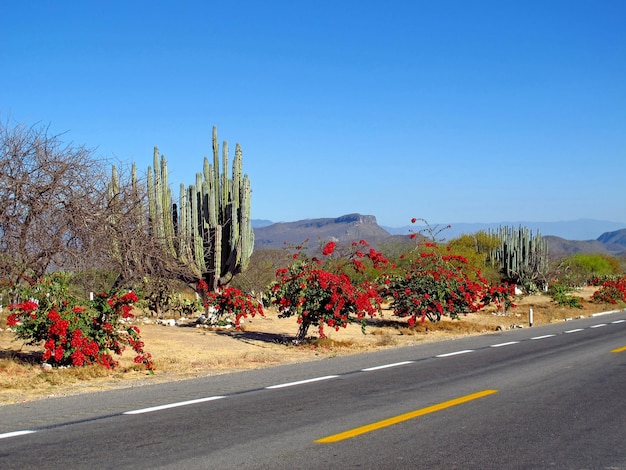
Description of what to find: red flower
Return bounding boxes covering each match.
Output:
[322,241,336,256]
[47,310,61,322]
[121,291,139,303]
[71,350,85,367]
[121,304,134,318]
[54,345,64,362]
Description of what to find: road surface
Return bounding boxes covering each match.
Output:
[1,310,625,469]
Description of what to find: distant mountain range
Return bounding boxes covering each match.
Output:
[381,219,626,241]
[252,214,626,257]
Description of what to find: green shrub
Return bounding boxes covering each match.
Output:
[558,253,621,286]
[548,283,583,309]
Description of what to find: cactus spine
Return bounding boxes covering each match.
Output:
[147,126,254,291]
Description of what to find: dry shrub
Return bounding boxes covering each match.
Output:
[308,337,360,350]
[373,334,397,347]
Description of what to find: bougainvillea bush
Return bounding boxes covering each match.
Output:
[6,282,154,371]
[590,275,626,304]
[382,241,515,325]
[263,240,390,342]
[196,280,264,328]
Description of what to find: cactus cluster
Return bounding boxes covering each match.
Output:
[147,126,253,291]
[489,225,548,292]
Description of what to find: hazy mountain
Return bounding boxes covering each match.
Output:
[382,219,626,241]
[544,236,626,257]
[251,219,274,228]
[253,215,626,257]
[253,214,391,249]
[597,228,626,246]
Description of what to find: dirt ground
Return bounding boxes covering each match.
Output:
[0,287,621,406]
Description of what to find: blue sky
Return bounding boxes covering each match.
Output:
[2,1,625,227]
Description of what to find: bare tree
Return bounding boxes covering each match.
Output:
[1,119,209,304]
[0,119,107,284]
[101,164,200,294]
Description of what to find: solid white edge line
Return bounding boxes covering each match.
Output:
[0,430,36,439]
[531,334,556,340]
[436,350,474,358]
[362,361,414,371]
[124,396,226,415]
[490,341,519,348]
[565,328,584,333]
[590,324,607,328]
[265,375,339,389]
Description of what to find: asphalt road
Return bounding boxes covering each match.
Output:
[1,310,625,469]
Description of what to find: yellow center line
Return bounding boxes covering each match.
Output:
[316,389,498,444]
[611,345,626,353]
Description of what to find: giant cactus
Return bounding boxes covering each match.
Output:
[147,126,254,291]
[489,225,548,292]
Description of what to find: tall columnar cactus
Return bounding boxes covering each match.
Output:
[147,126,254,291]
[489,225,548,292]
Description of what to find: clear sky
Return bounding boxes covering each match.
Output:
[2,1,625,227]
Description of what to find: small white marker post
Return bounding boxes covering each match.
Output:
[529,308,534,327]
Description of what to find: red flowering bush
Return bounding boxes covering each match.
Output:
[382,242,515,325]
[591,276,626,304]
[6,283,153,371]
[196,280,264,327]
[263,240,389,342]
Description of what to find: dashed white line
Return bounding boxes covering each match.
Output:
[362,361,414,372]
[436,350,474,358]
[124,396,226,414]
[565,328,584,334]
[611,319,625,324]
[590,323,607,328]
[490,341,520,348]
[265,375,339,389]
[591,310,621,317]
[531,334,556,340]
[0,430,37,439]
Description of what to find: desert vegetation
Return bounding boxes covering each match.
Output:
[1,119,625,404]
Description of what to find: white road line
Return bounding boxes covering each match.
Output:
[531,334,556,340]
[0,430,36,439]
[490,341,519,348]
[436,350,474,358]
[590,324,607,328]
[565,328,585,333]
[265,375,339,389]
[124,396,226,415]
[611,319,626,324]
[592,310,621,317]
[362,361,414,372]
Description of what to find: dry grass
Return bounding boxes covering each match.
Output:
[0,286,622,406]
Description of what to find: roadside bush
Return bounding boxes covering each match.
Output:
[197,281,264,328]
[447,231,502,285]
[547,283,583,309]
[591,276,626,304]
[557,253,621,287]
[6,280,153,371]
[382,242,515,325]
[263,240,389,342]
